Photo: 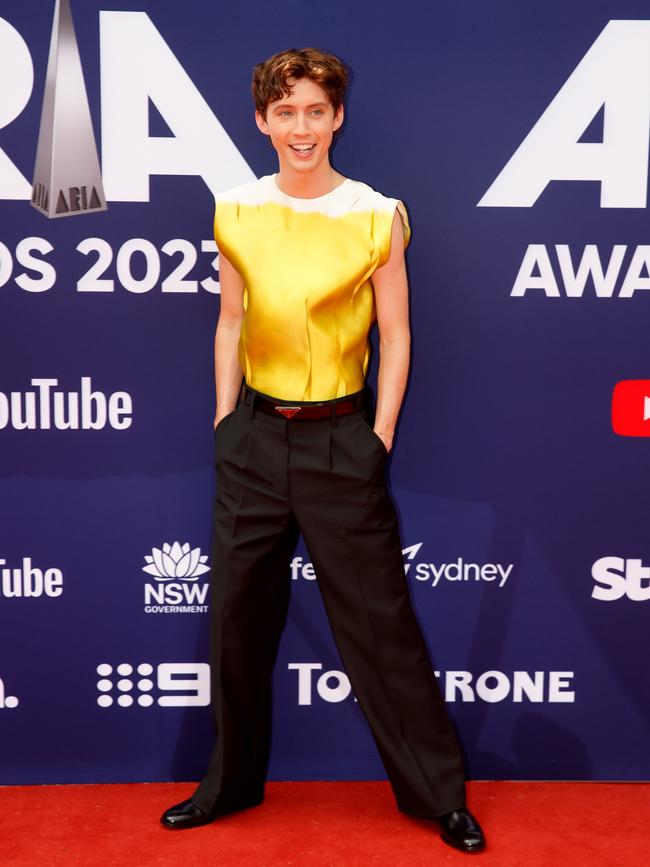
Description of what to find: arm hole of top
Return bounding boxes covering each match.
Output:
[395,199,410,249]
[379,199,410,267]
[213,198,226,252]
[213,199,219,245]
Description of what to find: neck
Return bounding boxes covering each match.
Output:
[275,163,345,199]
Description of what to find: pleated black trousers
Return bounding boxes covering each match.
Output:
[191,384,467,818]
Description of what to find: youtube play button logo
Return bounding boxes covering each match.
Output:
[611,380,650,436]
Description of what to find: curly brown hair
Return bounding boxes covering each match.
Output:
[252,48,349,136]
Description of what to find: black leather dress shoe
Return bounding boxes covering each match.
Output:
[160,798,214,830]
[438,808,485,853]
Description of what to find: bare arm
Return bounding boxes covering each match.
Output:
[370,208,411,453]
[214,249,245,429]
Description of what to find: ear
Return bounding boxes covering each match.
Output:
[333,103,344,132]
[255,109,270,136]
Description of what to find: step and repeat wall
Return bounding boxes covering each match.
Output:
[1,0,649,786]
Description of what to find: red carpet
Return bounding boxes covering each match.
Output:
[0,780,647,866]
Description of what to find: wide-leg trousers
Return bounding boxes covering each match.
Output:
[191,384,467,818]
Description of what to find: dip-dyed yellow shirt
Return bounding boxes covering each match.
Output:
[213,173,411,401]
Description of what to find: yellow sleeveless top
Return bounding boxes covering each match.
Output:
[213,173,411,401]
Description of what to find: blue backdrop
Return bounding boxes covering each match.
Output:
[1,0,649,786]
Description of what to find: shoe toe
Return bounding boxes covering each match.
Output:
[161,798,210,829]
[439,808,486,852]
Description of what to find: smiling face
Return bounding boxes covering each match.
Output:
[255,76,344,177]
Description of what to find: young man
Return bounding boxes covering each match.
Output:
[161,48,486,854]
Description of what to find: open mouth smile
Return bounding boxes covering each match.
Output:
[289,144,316,157]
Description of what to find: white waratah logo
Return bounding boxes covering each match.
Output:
[142,541,210,580]
[141,542,210,614]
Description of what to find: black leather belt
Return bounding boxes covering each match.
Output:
[240,383,367,420]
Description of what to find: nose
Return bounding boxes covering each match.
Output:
[294,112,309,134]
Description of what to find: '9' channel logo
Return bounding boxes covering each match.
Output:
[96,662,210,707]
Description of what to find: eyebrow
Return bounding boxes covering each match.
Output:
[272,102,329,111]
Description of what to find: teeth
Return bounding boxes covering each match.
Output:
[291,144,314,151]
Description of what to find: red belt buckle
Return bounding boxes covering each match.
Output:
[274,405,302,419]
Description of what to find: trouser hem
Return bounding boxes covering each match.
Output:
[397,798,467,820]
[191,791,265,818]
